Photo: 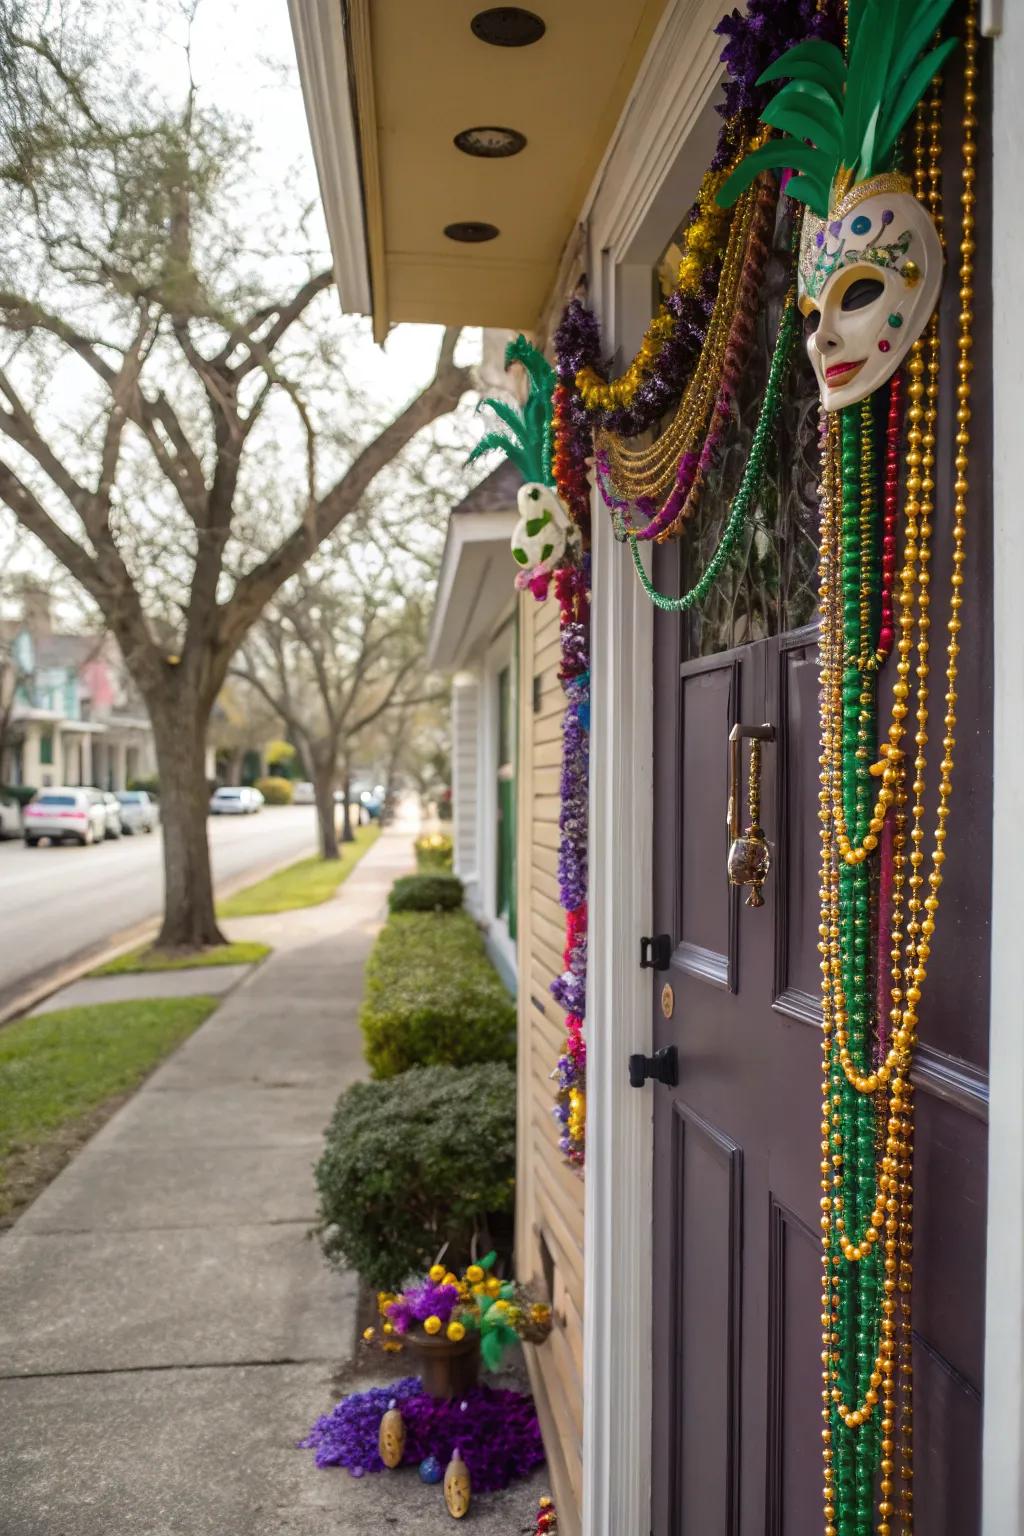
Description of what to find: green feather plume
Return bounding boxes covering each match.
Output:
[717,0,958,218]
[467,335,555,486]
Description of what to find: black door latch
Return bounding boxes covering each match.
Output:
[639,933,672,971]
[628,1045,678,1089]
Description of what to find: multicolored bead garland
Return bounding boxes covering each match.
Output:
[623,284,799,611]
[814,13,978,1531]
[550,560,590,1168]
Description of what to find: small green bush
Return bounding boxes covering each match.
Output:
[316,1062,516,1290]
[388,873,464,914]
[254,775,293,805]
[414,832,454,871]
[360,910,515,1078]
[127,776,159,797]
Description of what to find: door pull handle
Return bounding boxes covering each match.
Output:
[726,722,775,908]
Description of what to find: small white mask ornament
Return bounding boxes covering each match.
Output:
[511,483,569,575]
[798,176,943,410]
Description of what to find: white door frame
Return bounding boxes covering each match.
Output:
[982,9,1024,1530]
[580,5,732,1532]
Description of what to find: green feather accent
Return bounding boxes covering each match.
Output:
[876,38,958,169]
[720,0,959,218]
[717,140,832,212]
[467,430,533,482]
[758,40,847,105]
[476,395,529,448]
[469,337,555,485]
[761,85,843,158]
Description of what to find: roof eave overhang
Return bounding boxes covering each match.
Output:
[287,0,375,325]
[427,510,519,672]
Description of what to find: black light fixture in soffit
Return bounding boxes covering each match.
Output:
[453,126,527,158]
[470,8,546,47]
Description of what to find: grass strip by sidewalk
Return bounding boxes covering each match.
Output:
[217,822,380,917]
[91,940,271,976]
[0,995,218,1220]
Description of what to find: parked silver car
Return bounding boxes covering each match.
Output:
[209,785,263,815]
[115,789,159,834]
[23,787,108,846]
[100,791,123,839]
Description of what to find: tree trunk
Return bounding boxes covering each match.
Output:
[313,761,340,861]
[340,757,355,844]
[150,695,226,950]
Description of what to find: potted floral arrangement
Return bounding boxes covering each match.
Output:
[363,1251,552,1399]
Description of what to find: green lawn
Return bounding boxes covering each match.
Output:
[0,996,218,1218]
[217,823,380,917]
[91,940,271,976]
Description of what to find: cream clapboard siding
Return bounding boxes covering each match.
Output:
[451,675,481,915]
[516,589,585,1536]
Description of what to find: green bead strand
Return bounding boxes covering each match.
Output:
[627,290,798,612]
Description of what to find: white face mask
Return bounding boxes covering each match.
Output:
[798,176,944,410]
[511,483,569,574]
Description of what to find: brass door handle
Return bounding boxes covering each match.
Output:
[726,722,775,907]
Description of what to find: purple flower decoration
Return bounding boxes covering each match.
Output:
[301,1380,546,1493]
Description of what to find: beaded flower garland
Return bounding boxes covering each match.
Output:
[550,560,590,1168]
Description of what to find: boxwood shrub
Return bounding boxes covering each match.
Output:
[316,1062,516,1290]
[414,832,454,871]
[360,910,515,1078]
[388,873,464,914]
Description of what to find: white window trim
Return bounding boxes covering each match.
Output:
[579,5,728,1533]
[477,622,517,980]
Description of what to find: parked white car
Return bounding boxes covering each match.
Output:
[115,789,159,834]
[209,785,263,815]
[292,781,315,804]
[23,787,109,846]
[0,793,22,839]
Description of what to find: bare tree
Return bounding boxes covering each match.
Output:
[232,545,436,859]
[0,6,474,947]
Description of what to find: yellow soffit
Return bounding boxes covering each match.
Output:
[349,0,671,338]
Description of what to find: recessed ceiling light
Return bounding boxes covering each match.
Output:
[453,126,527,159]
[443,221,501,243]
[470,8,546,47]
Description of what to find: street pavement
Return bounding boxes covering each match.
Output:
[0,825,548,1534]
[0,805,319,1010]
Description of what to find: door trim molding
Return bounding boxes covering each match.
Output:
[580,5,729,1532]
[984,16,1024,1529]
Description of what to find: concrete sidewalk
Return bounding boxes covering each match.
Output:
[0,826,546,1534]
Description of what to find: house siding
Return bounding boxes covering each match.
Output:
[516,589,585,1536]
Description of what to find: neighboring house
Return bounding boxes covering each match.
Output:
[292,7,1020,1536]
[0,592,156,791]
[427,462,520,992]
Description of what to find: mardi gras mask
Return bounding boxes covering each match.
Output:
[717,2,957,410]
[798,174,943,409]
[511,483,569,574]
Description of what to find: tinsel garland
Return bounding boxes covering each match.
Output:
[562,0,840,442]
[550,559,590,1168]
[301,1377,545,1492]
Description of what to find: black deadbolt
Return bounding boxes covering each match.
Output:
[628,1045,678,1089]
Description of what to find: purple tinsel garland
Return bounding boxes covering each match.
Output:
[301,1378,546,1493]
[557,0,842,445]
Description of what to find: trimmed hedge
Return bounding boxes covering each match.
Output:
[316,1062,516,1290]
[414,832,454,872]
[254,775,293,805]
[388,873,464,914]
[360,910,515,1078]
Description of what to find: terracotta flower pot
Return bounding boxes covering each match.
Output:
[405,1328,481,1400]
